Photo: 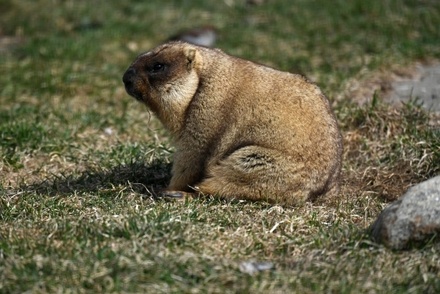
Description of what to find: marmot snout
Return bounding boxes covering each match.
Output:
[123,41,343,206]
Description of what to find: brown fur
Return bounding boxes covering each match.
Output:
[122,41,343,206]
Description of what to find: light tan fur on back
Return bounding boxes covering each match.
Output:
[122,41,343,206]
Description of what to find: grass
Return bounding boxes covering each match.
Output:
[1,0,440,292]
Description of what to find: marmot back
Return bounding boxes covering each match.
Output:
[122,41,343,206]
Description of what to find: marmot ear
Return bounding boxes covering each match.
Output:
[184,48,201,70]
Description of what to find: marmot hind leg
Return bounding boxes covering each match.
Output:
[195,145,310,205]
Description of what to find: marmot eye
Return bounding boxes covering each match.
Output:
[149,62,166,73]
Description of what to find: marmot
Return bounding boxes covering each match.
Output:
[122,41,343,206]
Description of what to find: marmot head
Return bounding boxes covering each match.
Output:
[122,42,202,130]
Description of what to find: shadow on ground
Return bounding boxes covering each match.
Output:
[21,160,172,197]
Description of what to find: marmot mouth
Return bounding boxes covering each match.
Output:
[123,84,143,101]
[127,90,143,102]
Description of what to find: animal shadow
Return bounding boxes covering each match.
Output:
[23,160,172,197]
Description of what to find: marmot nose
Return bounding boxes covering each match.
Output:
[122,67,136,86]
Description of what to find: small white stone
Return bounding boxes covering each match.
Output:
[104,127,113,135]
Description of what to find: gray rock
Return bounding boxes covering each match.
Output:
[168,26,217,48]
[389,64,440,112]
[370,176,440,249]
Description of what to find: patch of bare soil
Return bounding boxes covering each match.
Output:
[339,63,440,202]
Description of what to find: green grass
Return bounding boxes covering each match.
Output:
[1,0,440,292]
